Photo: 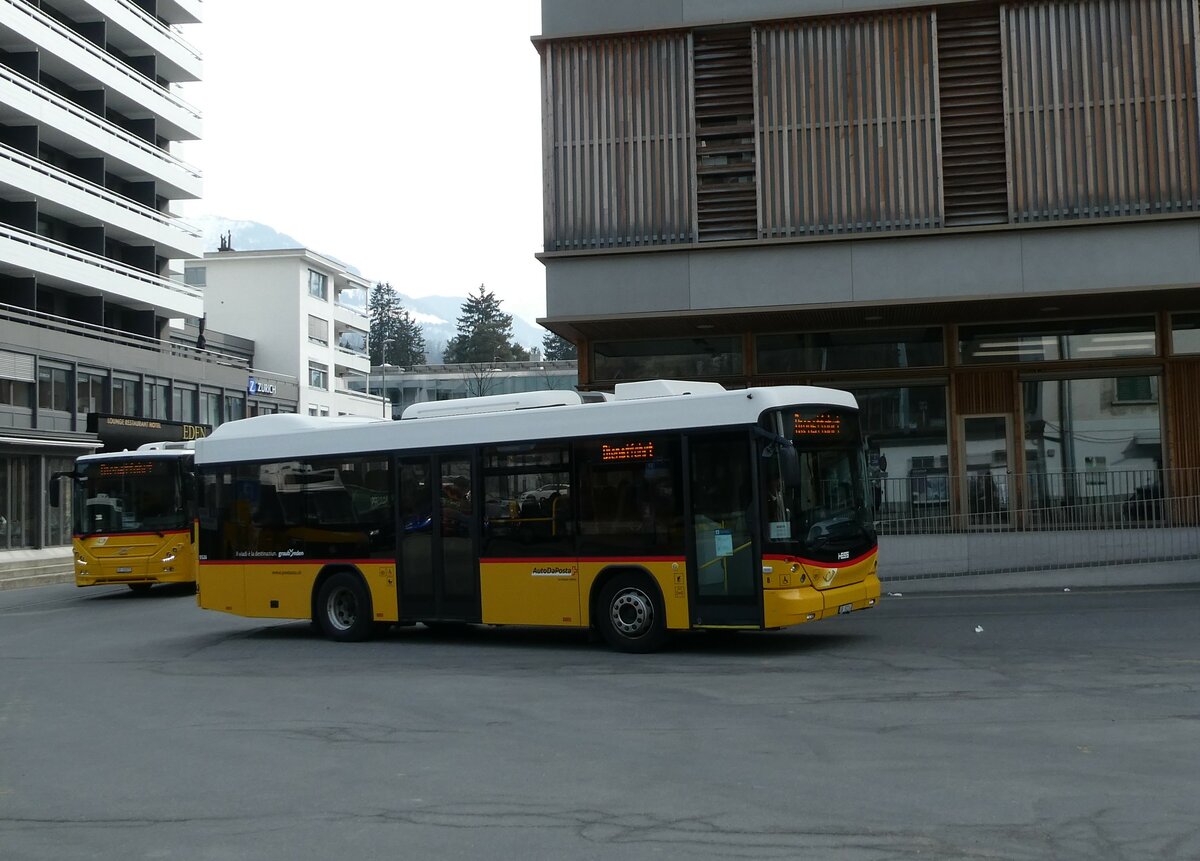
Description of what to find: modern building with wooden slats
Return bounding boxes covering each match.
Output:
[535,0,1200,530]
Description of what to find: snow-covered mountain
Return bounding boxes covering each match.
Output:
[191,216,545,360]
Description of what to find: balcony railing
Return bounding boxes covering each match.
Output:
[0,142,201,240]
[0,64,201,181]
[0,299,248,369]
[3,0,201,122]
[875,468,1200,581]
[0,223,201,303]
[109,0,202,65]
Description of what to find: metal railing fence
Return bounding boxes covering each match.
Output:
[875,468,1200,580]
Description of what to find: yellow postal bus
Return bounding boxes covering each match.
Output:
[51,442,198,592]
[193,380,880,651]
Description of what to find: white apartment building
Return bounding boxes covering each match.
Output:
[0,0,290,563]
[186,248,385,419]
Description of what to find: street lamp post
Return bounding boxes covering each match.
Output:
[380,338,396,419]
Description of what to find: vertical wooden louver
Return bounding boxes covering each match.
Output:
[540,36,693,251]
[936,4,1009,226]
[757,13,941,237]
[1004,0,1200,221]
[693,28,758,241]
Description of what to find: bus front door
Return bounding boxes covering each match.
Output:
[686,434,763,628]
[396,454,481,623]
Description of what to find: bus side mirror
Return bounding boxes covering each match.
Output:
[181,472,195,502]
[778,447,801,488]
[48,471,74,508]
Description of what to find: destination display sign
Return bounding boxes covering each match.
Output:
[600,441,655,462]
[97,461,159,478]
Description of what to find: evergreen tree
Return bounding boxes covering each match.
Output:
[542,331,577,360]
[443,285,530,364]
[368,282,402,365]
[369,282,428,367]
[393,309,427,367]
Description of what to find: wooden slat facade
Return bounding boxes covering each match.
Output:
[754,12,941,237]
[540,35,694,251]
[954,369,1017,414]
[1004,0,1200,221]
[937,4,1010,225]
[540,0,1200,250]
[694,28,759,241]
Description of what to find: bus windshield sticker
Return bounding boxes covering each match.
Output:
[714,528,733,557]
[769,521,791,540]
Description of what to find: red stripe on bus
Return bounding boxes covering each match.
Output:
[763,548,877,568]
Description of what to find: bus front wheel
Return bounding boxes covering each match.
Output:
[597,575,667,653]
[315,572,374,642]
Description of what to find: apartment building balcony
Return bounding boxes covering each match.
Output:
[0,224,202,318]
[77,0,202,83]
[0,65,201,199]
[0,0,201,141]
[0,143,202,258]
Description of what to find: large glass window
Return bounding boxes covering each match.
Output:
[308,315,329,345]
[111,375,139,416]
[1023,376,1162,517]
[199,390,222,426]
[224,394,245,423]
[757,327,944,374]
[308,362,328,390]
[76,370,106,416]
[143,377,170,420]
[75,458,188,535]
[337,328,367,354]
[335,285,367,312]
[1170,312,1200,355]
[481,442,571,557]
[846,385,950,520]
[959,318,1157,364]
[173,385,197,423]
[0,378,33,408]
[576,435,682,556]
[37,366,70,411]
[593,337,743,381]
[308,269,328,301]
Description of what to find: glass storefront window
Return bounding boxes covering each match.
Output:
[757,327,944,374]
[1022,376,1162,512]
[846,385,950,521]
[1171,312,1200,355]
[959,318,1157,364]
[593,337,742,381]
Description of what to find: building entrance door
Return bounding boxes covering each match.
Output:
[960,415,1014,528]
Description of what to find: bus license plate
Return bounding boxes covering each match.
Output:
[837,603,853,615]
[117,567,132,574]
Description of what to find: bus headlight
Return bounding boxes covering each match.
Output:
[75,557,88,567]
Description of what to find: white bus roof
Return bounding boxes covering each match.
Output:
[194,382,858,466]
[77,447,196,465]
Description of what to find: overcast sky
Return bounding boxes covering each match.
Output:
[178,1,547,324]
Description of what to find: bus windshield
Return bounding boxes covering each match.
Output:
[75,459,188,536]
[761,407,876,561]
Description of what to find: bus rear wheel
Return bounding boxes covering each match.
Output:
[315,572,374,642]
[597,575,667,653]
